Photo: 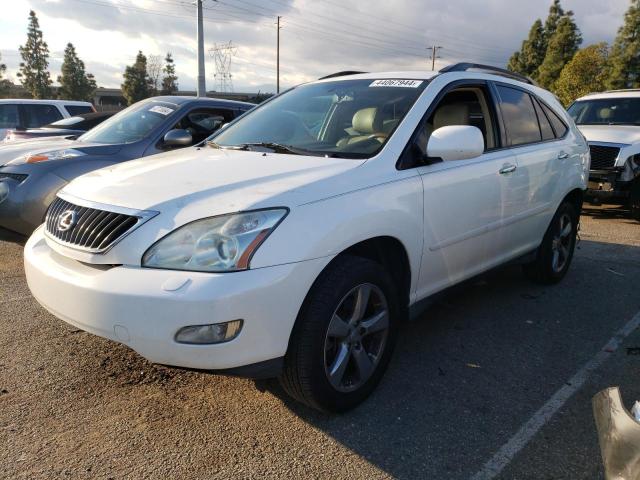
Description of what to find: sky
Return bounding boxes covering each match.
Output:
[0,0,632,94]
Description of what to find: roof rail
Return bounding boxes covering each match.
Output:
[440,63,536,85]
[318,71,367,80]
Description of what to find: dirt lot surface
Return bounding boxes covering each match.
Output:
[1,204,639,479]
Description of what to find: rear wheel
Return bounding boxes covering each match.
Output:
[280,255,399,413]
[523,201,578,284]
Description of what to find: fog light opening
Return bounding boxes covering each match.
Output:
[174,319,243,345]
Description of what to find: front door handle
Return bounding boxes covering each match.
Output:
[499,164,517,174]
[558,151,569,160]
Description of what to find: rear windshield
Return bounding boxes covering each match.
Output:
[78,101,177,144]
[568,98,640,126]
[211,78,428,158]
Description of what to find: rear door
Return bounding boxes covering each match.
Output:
[493,83,568,254]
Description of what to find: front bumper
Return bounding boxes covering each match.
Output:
[0,170,67,235]
[24,226,330,371]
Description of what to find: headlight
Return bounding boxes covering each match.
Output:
[10,148,87,165]
[142,209,288,272]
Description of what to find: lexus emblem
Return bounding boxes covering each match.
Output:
[57,210,77,232]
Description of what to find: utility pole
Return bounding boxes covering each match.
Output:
[276,16,282,93]
[429,45,443,71]
[196,0,206,97]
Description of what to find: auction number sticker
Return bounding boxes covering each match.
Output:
[149,105,174,115]
[370,79,423,88]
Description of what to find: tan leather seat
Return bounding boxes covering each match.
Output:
[337,107,387,147]
[426,103,471,137]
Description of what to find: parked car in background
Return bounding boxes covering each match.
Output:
[0,96,253,234]
[3,111,115,144]
[0,99,95,141]
[568,90,640,220]
[24,65,589,412]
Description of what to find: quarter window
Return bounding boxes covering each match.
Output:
[533,98,555,141]
[542,103,568,138]
[65,105,94,116]
[496,85,541,146]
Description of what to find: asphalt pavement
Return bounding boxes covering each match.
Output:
[0,203,639,479]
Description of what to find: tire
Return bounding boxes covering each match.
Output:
[523,201,579,284]
[630,179,640,222]
[280,255,399,413]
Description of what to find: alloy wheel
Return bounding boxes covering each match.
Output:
[323,283,390,393]
[551,213,573,273]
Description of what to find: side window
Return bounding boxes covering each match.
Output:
[0,104,19,128]
[532,98,555,141]
[541,103,568,138]
[496,85,541,146]
[23,104,63,128]
[65,105,94,116]
[413,85,498,160]
[172,108,235,144]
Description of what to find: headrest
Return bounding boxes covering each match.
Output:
[434,103,470,129]
[598,108,613,120]
[352,107,382,134]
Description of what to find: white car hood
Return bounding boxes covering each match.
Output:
[578,125,640,145]
[63,146,365,215]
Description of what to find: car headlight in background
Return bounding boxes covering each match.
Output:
[9,149,87,165]
[142,209,288,272]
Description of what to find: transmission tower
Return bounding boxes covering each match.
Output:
[209,41,237,93]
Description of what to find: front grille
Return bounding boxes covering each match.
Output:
[45,197,141,253]
[0,172,28,183]
[589,144,620,170]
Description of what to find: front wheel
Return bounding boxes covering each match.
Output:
[523,201,578,284]
[280,256,399,413]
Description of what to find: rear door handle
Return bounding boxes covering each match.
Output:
[558,151,569,160]
[499,164,517,174]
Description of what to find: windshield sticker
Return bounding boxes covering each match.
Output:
[370,79,423,88]
[149,105,174,116]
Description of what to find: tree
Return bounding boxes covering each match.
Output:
[122,51,151,105]
[57,43,97,102]
[543,0,566,49]
[508,19,546,78]
[555,43,609,106]
[0,53,11,97]
[17,10,53,99]
[607,0,640,89]
[537,14,582,89]
[147,54,163,95]
[161,53,178,95]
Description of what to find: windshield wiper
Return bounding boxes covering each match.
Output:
[235,142,312,155]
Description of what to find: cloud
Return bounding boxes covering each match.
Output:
[0,0,631,92]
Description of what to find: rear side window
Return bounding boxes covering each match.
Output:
[0,104,19,128]
[541,103,568,138]
[65,105,94,116]
[23,104,63,128]
[496,85,541,146]
[532,99,555,141]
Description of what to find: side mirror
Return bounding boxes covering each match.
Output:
[427,125,484,162]
[163,129,193,147]
[219,122,230,130]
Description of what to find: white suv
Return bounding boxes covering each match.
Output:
[568,90,640,220]
[0,99,95,141]
[24,64,589,412]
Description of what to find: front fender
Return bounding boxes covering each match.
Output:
[251,174,424,295]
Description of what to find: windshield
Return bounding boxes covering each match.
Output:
[210,78,428,158]
[78,100,177,144]
[568,98,640,126]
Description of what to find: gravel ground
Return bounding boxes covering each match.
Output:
[1,203,639,479]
